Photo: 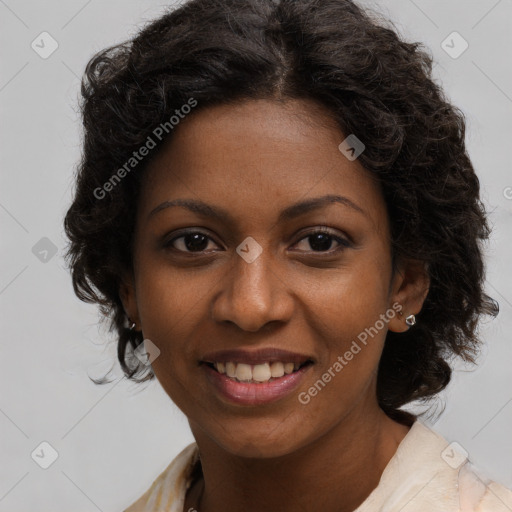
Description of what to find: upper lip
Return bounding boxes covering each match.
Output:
[201,348,314,366]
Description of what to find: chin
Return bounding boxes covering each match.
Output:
[205,416,309,459]
[219,436,297,459]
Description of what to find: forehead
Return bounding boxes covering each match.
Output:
[139,98,386,230]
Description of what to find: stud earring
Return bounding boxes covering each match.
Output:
[398,307,416,327]
[405,314,416,326]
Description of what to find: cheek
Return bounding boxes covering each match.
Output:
[135,250,206,328]
[133,260,207,382]
[296,248,392,399]
[298,247,392,343]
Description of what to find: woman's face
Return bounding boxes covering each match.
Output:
[121,98,426,458]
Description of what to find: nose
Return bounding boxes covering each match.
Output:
[211,246,294,332]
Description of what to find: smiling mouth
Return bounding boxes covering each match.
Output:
[202,360,314,384]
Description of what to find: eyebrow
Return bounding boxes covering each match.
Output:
[147,194,367,223]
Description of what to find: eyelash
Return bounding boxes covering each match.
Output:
[163,227,351,255]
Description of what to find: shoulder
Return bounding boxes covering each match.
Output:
[123,442,199,512]
[458,464,512,511]
[357,421,512,512]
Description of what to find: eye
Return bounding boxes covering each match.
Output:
[293,228,350,253]
[164,228,351,255]
[165,230,220,253]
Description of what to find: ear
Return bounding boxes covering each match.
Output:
[119,270,140,330]
[387,258,430,333]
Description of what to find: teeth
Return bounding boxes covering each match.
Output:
[252,363,271,382]
[284,363,294,374]
[225,361,236,378]
[212,360,306,382]
[270,362,284,378]
[235,363,252,382]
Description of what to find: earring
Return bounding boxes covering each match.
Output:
[128,317,137,330]
[405,314,416,326]
[398,307,416,326]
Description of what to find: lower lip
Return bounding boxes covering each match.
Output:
[203,363,312,406]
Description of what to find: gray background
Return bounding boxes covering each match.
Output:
[0,0,511,510]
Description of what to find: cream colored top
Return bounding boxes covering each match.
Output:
[124,421,512,511]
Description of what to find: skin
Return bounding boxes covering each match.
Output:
[120,98,430,512]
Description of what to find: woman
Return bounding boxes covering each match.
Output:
[63,0,512,510]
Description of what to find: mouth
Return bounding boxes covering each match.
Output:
[201,360,314,384]
[200,348,315,405]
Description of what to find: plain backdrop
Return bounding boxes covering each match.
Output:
[0,0,511,510]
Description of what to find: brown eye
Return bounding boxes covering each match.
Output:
[166,231,218,253]
[294,229,350,253]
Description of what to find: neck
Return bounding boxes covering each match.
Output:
[187,404,411,512]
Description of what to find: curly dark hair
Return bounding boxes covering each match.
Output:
[63,0,499,424]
